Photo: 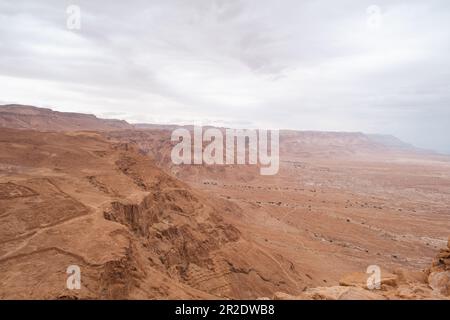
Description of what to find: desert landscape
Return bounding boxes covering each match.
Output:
[0,104,449,300]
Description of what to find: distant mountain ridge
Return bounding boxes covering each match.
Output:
[367,134,416,150]
[0,104,133,131]
[0,104,426,153]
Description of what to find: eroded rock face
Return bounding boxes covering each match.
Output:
[0,128,305,299]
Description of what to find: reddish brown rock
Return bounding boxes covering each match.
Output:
[339,271,398,289]
[393,269,427,285]
[428,272,450,296]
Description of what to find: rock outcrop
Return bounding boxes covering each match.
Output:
[270,238,450,300]
[339,271,398,289]
[426,236,450,296]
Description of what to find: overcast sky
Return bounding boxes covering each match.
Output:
[0,0,449,153]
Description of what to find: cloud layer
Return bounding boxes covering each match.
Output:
[1,0,449,153]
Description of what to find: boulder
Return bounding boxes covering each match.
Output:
[272,287,385,300]
[428,271,450,296]
[393,269,427,285]
[272,292,297,300]
[301,286,385,300]
[339,271,398,289]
